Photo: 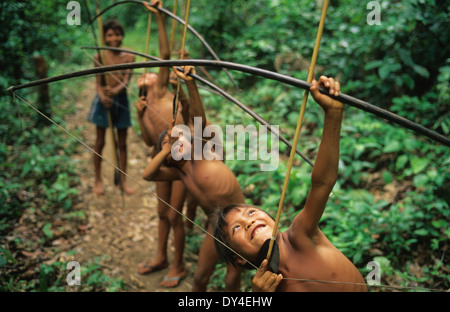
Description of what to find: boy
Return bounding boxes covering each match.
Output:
[135,0,187,288]
[214,76,368,292]
[142,66,242,292]
[88,19,135,195]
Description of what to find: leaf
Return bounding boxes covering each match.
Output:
[413,174,428,188]
[382,170,393,184]
[410,157,428,174]
[364,60,383,71]
[414,228,428,236]
[0,246,16,265]
[395,155,409,171]
[403,74,415,90]
[431,220,447,229]
[20,162,32,177]
[42,222,53,238]
[383,140,401,153]
[378,64,392,80]
[378,63,401,80]
[412,64,430,78]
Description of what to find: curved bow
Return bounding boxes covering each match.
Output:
[80,46,314,166]
[7,59,450,147]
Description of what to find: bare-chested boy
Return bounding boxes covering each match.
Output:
[134,0,187,288]
[142,66,243,292]
[214,76,367,292]
[88,19,135,195]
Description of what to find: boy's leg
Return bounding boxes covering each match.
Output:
[224,262,241,292]
[138,181,171,274]
[185,193,198,231]
[192,222,218,292]
[93,126,106,195]
[117,128,135,195]
[161,180,187,287]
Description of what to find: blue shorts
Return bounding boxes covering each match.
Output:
[88,92,132,129]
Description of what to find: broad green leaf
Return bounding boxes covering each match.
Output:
[395,155,409,171]
[414,228,428,236]
[412,64,430,78]
[383,140,401,153]
[410,157,428,174]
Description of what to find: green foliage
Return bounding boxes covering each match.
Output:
[0,0,89,96]
[191,0,449,112]
[0,94,81,233]
[1,0,448,292]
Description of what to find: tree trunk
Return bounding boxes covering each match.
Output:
[32,55,51,125]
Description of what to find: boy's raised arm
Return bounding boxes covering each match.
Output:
[294,76,344,238]
[170,72,191,125]
[142,142,180,181]
[173,66,207,129]
[147,0,171,96]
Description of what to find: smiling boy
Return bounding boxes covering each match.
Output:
[214,76,367,292]
[88,19,135,195]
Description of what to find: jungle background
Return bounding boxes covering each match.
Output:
[0,0,449,292]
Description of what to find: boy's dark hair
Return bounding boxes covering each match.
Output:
[213,203,274,269]
[103,19,124,37]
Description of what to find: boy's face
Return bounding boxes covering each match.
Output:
[225,206,275,264]
[104,29,123,48]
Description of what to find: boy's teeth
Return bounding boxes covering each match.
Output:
[254,226,264,237]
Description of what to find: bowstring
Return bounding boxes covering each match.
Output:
[12,92,448,292]
[173,0,191,121]
[11,91,259,271]
[82,48,286,169]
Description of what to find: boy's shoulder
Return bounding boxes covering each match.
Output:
[121,51,135,63]
[106,51,135,64]
[124,52,135,62]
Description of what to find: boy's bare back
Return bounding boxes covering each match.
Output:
[175,159,245,215]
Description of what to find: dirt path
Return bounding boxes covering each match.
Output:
[66,82,196,292]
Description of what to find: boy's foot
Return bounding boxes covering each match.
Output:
[118,183,136,195]
[160,268,187,288]
[137,261,168,275]
[92,181,104,195]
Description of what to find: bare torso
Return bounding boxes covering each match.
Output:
[276,230,367,292]
[101,51,134,89]
[177,159,245,216]
[143,90,175,146]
